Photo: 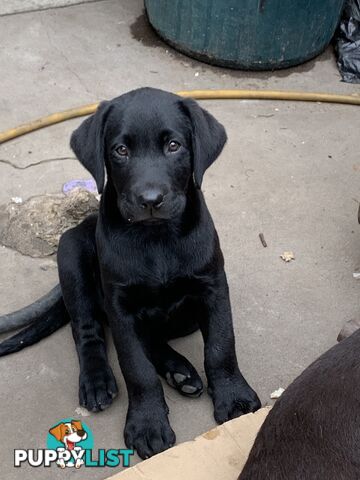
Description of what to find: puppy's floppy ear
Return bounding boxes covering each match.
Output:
[181,98,227,188]
[70,101,111,194]
[71,420,83,431]
[49,423,65,442]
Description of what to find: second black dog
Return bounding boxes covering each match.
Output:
[0,88,260,458]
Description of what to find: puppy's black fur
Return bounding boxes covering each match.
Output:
[1,88,260,458]
[239,329,360,479]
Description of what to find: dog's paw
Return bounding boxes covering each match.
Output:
[165,370,203,397]
[124,406,175,459]
[79,365,118,412]
[209,376,261,424]
[75,458,84,469]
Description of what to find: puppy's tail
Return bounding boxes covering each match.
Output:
[0,285,69,357]
[0,284,62,334]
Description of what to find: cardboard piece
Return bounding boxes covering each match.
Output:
[107,407,270,480]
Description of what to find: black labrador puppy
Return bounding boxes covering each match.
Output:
[0,88,260,458]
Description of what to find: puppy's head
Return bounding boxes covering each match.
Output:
[71,87,227,224]
[49,420,87,448]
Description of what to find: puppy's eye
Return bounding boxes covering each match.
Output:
[115,145,128,157]
[167,140,181,153]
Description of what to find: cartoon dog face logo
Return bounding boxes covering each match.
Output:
[49,420,87,468]
[49,420,87,449]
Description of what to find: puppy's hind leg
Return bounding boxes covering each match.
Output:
[147,301,203,397]
[148,342,203,398]
[165,298,200,340]
[58,215,118,412]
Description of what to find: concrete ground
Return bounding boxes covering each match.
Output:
[0,0,359,478]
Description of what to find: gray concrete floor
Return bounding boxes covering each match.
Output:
[0,1,360,478]
[0,0,103,16]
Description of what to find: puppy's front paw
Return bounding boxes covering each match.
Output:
[75,458,84,469]
[210,375,261,424]
[124,405,175,459]
[79,364,118,412]
[57,459,66,469]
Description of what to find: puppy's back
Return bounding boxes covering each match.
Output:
[239,329,360,480]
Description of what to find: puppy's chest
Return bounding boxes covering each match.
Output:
[117,241,198,288]
[122,276,202,315]
[105,239,208,314]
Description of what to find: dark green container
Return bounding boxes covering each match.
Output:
[145,0,345,70]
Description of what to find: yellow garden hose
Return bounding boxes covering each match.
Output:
[0,89,359,145]
[0,103,99,144]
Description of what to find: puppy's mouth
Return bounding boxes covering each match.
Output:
[127,214,169,225]
[65,439,75,450]
[119,195,186,225]
[122,204,173,225]
[140,217,167,225]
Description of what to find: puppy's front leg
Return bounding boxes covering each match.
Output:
[105,291,175,459]
[58,222,118,413]
[200,273,261,424]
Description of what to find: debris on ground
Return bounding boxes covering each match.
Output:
[280,251,295,262]
[0,188,99,257]
[270,387,285,399]
[337,318,360,341]
[39,261,57,271]
[62,178,97,196]
[259,233,268,248]
[353,272,360,279]
[251,113,274,119]
[74,406,91,417]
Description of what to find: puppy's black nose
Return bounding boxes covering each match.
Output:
[139,190,164,210]
[77,429,86,437]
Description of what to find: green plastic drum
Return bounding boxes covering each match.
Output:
[145,0,345,70]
